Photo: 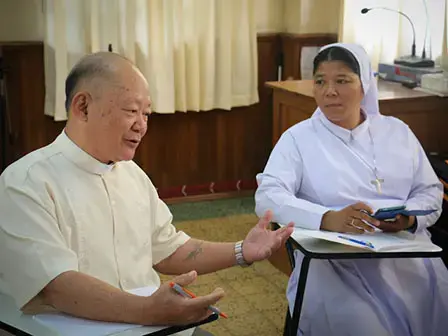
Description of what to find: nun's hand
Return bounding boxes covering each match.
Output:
[377,215,415,233]
[320,202,380,234]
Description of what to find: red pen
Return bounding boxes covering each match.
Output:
[169,282,228,319]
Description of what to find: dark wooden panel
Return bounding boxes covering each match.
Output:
[1,42,65,172]
[134,33,281,192]
[272,89,316,145]
[380,96,448,154]
[0,56,6,170]
[0,36,281,198]
[269,80,448,153]
[281,33,338,80]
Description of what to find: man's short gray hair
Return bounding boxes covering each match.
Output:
[64,52,131,112]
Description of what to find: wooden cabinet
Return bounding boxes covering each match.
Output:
[267,80,448,153]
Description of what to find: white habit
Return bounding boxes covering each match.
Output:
[255,43,448,336]
[256,112,448,335]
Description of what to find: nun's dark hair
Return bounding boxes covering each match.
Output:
[313,46,361,76]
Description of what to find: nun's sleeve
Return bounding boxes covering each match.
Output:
[255,131,330,230]
[405,127,443,231]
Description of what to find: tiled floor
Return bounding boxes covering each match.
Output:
[161,209,290,336]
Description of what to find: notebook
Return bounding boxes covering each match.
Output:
[290,227,442,253]
[32,286,196,336]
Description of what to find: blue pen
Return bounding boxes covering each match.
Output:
[169,282,228,318]
[338,235,375,249]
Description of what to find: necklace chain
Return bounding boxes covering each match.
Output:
[319,118,383,191]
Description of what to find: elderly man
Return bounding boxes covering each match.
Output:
[0,52,293,335]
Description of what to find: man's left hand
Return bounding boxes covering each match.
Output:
[242,210,294,264]
[377,215,415,233]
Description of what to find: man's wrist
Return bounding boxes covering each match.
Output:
[235,240,252,267]
[125,295,152,325]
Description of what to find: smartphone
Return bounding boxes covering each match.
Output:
[372,205,406,220]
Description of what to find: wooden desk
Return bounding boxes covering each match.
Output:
[276,224,442,336]
[267,80,448,153]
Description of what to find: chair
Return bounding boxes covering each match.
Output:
[282,237,297,336]
[271,223,298,336]
[274,215,446,336]
[427,153,448,267]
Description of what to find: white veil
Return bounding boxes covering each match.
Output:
[311,43,380,118]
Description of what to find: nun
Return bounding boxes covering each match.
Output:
[255,43,448,335]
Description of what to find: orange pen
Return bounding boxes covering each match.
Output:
[169,282,228,319]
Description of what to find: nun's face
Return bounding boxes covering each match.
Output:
[313,60,364,127]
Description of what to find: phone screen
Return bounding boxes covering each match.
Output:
[375,205,406,214]
[373,205,406,220]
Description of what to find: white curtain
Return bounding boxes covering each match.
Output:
[340,0,447,70]
[43,0,259,121]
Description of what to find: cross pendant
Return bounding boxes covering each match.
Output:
[371,178,384,194]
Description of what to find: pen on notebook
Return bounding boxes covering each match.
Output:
[169,282,228,319]
[338,235,375,249]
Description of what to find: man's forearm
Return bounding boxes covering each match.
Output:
[24,271,147,325]
[155,239,237,275]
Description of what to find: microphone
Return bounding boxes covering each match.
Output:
[361,7,434,68]
[421,0,431,60]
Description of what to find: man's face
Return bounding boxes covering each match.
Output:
[85,67,151,163]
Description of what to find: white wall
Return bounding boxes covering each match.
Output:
[0,0,44,41]
[256,0,342,34]
[256,0,284,33]
[283,0,342,34]
[0,0,341,42]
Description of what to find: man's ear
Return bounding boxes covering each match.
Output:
[70,92,92,121]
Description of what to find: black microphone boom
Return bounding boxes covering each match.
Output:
[361,7,434,68]
[361,7,416,57]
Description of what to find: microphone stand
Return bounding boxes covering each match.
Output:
[421,0,432,61]
[361,7,435,68]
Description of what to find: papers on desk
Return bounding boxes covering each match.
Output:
[292,228,442,252]
[33,313,138,336]
[32,286,164,336]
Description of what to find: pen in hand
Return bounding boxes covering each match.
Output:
[169,282,228,319]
